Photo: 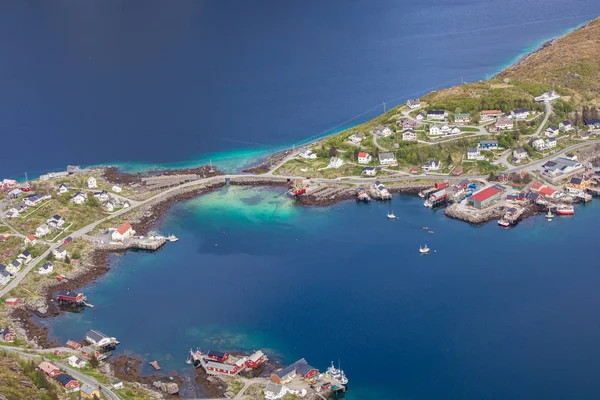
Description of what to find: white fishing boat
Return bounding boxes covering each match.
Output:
[547,209,553,221]
[419,244,430,254]
[167,234,179,242]
[387,212,396,219]
[498,219,510,227]
[326,361,348,386]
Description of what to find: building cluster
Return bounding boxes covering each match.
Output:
[37,360,100,397]
[192,349,266,377]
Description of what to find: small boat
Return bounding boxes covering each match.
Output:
[556,204,574,216]
[166,234,179,242]
[428,230,434,234]
[498,219,510,227]
[149,361,161,370]
[547,209,553,221]
[419,244,430,254]
[418,191,425,198]
[185,354,192,364]
[387,212,396,219]
[422,226,429,230]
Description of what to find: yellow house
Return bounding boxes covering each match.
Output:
[80,383,100,399]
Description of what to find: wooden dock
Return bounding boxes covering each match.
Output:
[149,361,161,370]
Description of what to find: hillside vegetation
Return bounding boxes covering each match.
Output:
[497,16,600,104]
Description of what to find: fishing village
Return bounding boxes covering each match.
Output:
[0,17,600,399]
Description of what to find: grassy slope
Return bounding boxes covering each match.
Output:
[497,16,600,104]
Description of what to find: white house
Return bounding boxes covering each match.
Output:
[0,270,10,285]
[24,235,36,246]
[406,99,421,109]
[72,192,87,205]
[560,120,574,132]
[86,330,113,347]
[402,129,417,141]
[513,148,528,160]
[426,110,448,120]
[357,152,372,165]
[24,194,44,206]
[454,113,471,123]
[52,246,67,260]
[372,125,393,137]
[479,140,499,150]
[35,224,51,238]
[496,118,514,130]
[466,148,484,161]
[298,148,317,159]
[6,260,21,275]
[264,382,290,400]
[535,91,560,102]
[362,167,377,176]
[511,108,530,120]
[66,356,87,369]
[379,152,397,166]
[104,201,115,212]
[111,185,122,193]
[38,262,53,275]
[123,201,130,208]
[422,159,441,172]
[449,126,461,134]
[87,176,97,189]
[47,215,65,229]
[111,223,134,242]
[18,251,32,264]
[94,190,109,202]
[327,157,344,169]
[532,139,546,151]
[480,110,504,121]
[546,137,557,149]
[58,184,68,194]
[415,112,425,121]
[545,126,559,137]
[429,125,443,135]
[347,132,365,144]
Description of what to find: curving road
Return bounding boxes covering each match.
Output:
[0,344,120,400]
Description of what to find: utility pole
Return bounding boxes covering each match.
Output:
[382,102,386,113]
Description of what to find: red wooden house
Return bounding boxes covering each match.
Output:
[206,350,229,363]
[55,373,79,390]
[38,361,60,378]
[56,291,86,305]
[5,298,19,305]
[245,350,266,369]
[66,340,82,350]
[81,346,100,359]
[63,236,73,245]
[205,361,241,375]
[434,181,449,190]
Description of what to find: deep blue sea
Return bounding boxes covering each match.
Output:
[1,1,599,178]
[42,186,600,399]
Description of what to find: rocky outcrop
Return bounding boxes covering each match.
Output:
[153,381,179,395]
[444,203,504,224]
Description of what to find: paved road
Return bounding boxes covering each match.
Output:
[0,344,120,400]
[532,101,553,137]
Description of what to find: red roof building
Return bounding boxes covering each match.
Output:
[530,182,545,192]
[5,298,19,305]
[468,187,502,209]
[38,361,60,378]
[539,187,558,197]
[357,152,368,158]
[245,350,266,369]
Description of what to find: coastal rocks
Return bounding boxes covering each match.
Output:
[444,203,504,224]
[296,185,356,206]
[388,183,432,194]
[243,149,293,173]
[153,381,180,395]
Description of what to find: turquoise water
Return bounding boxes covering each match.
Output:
[43,186,600,399]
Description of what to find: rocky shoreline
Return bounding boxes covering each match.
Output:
[242,149,293,174]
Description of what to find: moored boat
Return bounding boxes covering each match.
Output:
[556,204,574,215]
[326,361,348,386]
[419,244,430,254]
[547,209,553,221]
[167,234,179,242]
[498,219,510,227]
[387,212,396,219]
